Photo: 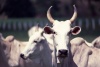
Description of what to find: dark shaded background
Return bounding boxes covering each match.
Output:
[0,0,100,42]
[0,0,100,18]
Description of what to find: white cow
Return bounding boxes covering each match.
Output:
[43,5,81,64]
[68,37,100,67]
[20,26,55,67]
[26,5,81,66]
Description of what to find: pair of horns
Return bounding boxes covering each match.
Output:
[47,5,77,23]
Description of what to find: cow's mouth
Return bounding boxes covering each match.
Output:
[20,54,27,60]
[58,53,68,58]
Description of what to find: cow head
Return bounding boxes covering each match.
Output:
[0,34,21,66]
[44,5,81,58]
[0,35,15,54]
[20,25,44,59]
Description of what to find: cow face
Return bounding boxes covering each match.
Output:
[20,27,44,59]
[45,5,81,58]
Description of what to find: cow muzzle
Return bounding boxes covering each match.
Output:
[20,54,27,60]
[58,49,68,58]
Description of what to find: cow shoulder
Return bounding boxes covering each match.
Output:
[70,37,85,46]
[19,41,28,52]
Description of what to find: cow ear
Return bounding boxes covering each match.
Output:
[0,33,4,40]
[5,35,15,42]
[43,26,54,34]
[71,26,81,35]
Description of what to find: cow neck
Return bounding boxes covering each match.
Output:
[67,42,77,67]
[52,34,57,67]
[43,34,57,67]
[27,39,45,64]
[40,38,53,67]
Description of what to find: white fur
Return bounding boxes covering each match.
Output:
[52,20,71,56]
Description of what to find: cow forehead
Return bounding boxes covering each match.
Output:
[53,20,71,33]
[29,32,40,40]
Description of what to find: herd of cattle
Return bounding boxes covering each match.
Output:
[0,5,100,67]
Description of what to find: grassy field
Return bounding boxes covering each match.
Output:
[1,30,100,42]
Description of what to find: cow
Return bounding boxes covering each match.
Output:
[20,26,56,67]
[26,5,81,66]
[43,5,81,64]
[0,33,42,67]
[27,24,58,67]
[67,37,100,67]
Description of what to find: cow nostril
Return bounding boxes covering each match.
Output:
[59,50,68,54]
[58,49,68,58]
[20,54,24,59]
[64,50,68,54]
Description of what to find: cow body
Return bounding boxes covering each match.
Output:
[65,37,100,67]
[28,25,59,66]
[0,33,42,67]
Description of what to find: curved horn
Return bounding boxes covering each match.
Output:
[47,6,55,23]
[70,5,77,23]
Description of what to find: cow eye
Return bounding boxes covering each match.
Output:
[34,40,38,43]
[54,32,56,34]
[54,32,57,35]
